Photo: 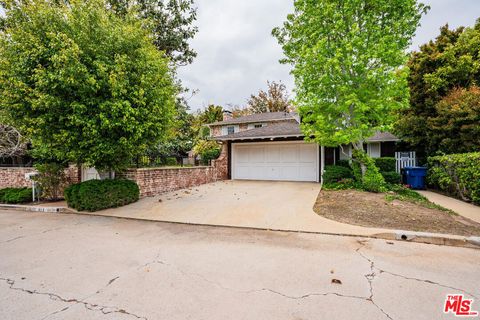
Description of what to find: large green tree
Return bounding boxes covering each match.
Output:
[107,0,198,66]
[273,0,426,179]
[0,0,177,171]
[395,22,480,155]
[427,86,480,154]
[1,0,198,66]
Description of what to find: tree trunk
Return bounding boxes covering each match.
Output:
[351,141,367,177]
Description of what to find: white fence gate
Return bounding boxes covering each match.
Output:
[395,151,416,173]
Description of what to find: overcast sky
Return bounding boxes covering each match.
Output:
[178,0,480,112]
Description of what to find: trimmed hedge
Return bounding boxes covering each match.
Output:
[428,152,480,204]
[374,157,396,172]
[335,159,351,168]
[381,171,401,184]
[323,165,354,183]
[65,179,140,212]
[0,187,32,204]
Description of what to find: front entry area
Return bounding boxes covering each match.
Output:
[231,141,319,182]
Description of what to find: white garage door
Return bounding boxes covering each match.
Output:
[232,142,318,182]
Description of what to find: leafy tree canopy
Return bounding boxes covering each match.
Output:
[395,21,480,155]
[0,0,177,171]
[107,0,198,66]
[197,104,223,124]
[427,86,480,154]
[1,0,198,66]
[247,81,292,114]
[149,96,195,157]
[273,0,427,149]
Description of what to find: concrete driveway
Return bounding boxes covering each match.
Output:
[93,180,388,236]
[1,211,479,320]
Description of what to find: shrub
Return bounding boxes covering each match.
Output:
[200,148,221,165]
[193,140,221,165]
[64,179,139,212]
[381,171,401,184]
[323,165,354,183]
[0,187,32,204]
[165,157,177,166]
[32,163,68,200]
[335,159,351,168]
[323,178,363,190]
[351,149,386,193]
[428,152,480,204]
[374,157,396,172]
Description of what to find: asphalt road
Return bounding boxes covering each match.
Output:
[0,210,479,320]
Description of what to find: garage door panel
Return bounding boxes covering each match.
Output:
[266,146,281,163]
[281,166,300,180]
[236,147,250,163]
[299,144,316,163]
[299,167,316,181]
[281,146,298,163]
[249,147,265,163]
[233,142,318,182]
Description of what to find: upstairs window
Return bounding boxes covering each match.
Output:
[227,126,235,135]
[248,123,266,129]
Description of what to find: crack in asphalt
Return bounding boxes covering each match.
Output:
[0,277,147,320]
[355,240,478,320]
[4,235,25,243]
[355,241,393,320]
[379,270,478,299]
[1,223,83,245]
[140,254,383,314]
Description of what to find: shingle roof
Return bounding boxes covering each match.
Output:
[212,118,400,142]
[367,131,400,142]
[208,111,297,126]
[212,120,302,141]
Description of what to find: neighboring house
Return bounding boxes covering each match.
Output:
[208,111,400,182]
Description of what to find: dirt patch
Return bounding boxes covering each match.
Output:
[314,190,480,236]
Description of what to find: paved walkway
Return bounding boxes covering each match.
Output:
[82,180,391,237]
[418,190,480,224]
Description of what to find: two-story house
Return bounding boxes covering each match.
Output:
[208,111,399,182]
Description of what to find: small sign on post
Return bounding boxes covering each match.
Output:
[24,172,39,202]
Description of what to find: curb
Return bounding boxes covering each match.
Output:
[1,204,479,250]
[0,204,72,213]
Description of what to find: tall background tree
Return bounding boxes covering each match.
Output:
[273,0,426,189]
[395,22,480,156]
[1,0,198,67]
[247,81,292,113]
[0,0,177,171]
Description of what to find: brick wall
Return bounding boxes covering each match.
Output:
[0,165,80,189]
[118,143,229,197]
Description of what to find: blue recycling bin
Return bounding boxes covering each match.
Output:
[403,166,427,190]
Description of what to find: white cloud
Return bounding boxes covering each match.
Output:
[179,0,480,112]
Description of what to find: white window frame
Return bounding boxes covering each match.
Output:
[367,142,381,158]
[247,123,266,130]
[222,125,239,135]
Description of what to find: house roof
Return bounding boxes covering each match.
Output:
[212,120,302,141]
[208,111,297,126]
[212,119,400,142]
[367,131,400,142]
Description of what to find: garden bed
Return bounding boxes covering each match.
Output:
[314,189,480,236]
